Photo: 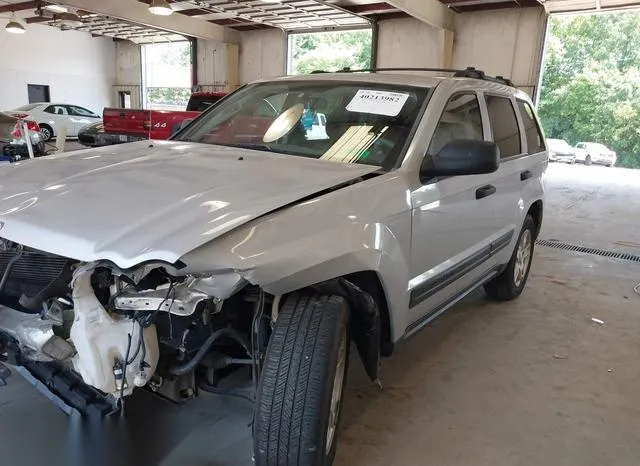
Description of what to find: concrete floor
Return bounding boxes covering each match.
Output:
[1,163,639,466]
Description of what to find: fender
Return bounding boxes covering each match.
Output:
[180,172,414,343]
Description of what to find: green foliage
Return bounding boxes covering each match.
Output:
[290,30,372,75]
[538,13,640,168]
[158,42,192,67]
[146,87,191,108]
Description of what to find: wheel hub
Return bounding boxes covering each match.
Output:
[514,229,532,288]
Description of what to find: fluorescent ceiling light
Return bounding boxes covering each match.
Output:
[5,15,25,34]
[148,0,173,15]
[45,5,68,13]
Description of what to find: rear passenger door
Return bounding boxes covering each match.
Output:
[481,94,535,267]
[43,104,68,132]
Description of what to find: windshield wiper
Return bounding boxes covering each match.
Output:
[220,143,300,156]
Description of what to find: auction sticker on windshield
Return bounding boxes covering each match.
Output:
[346,90,410,117]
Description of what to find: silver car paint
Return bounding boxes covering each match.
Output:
[185,78,546,341]
[0,140,379,268]
[0,75,545,343]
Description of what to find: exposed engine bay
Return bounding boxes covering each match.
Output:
[0,239,272,412]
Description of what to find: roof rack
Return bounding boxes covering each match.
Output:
[310,66,514,88]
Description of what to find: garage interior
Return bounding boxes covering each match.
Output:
[1,1,640,466]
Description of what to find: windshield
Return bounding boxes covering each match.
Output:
[176,81,429,169]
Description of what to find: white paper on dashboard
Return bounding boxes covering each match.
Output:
[346,90,410,117]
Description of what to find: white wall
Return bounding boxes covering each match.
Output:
[377,17,444,68]
[239,29,286,84]
[0,24,116,112]
[197,39,240,91]
[116,40,141,86]
[452,8,547,97]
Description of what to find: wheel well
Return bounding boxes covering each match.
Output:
[343,271,394,357]
[39,123,53,134]
[527,200,543,239]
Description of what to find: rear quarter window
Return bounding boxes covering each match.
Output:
[516,100,545,154]
[485,95,522,159]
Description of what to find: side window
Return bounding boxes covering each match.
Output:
[576,143,585,149]
[47,106,66,115]
[517,100,545,153]
[485,95,521,159]
[428,92,483,154]
[69,106,97,117]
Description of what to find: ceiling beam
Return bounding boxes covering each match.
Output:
[343,2,398,15]
[449,0,542,11]
[51,0,236,42]
[0,1,41,14]
[370,11,412,21]
[25,16,50,23]
[384,0,454,30]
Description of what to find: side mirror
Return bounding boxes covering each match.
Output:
[420,139,500,182]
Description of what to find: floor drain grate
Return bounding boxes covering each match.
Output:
[536,239,640,263]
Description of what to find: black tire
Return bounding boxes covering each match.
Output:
[254,293,350,466]
[39,124,53,142]
[585,155,592,166]
[484,215,535,301]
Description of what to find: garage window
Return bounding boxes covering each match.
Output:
[287,29,372,75]
[517,100,545,154]
[485,95,522,159]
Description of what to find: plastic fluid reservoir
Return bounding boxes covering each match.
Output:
[70,267,159,397]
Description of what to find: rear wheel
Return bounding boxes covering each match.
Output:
[254,293,350,466]
[585,155,592,165]
[484,215,535,301]
[39,124,53,142]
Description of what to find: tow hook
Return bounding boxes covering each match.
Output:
[0,361,11,386]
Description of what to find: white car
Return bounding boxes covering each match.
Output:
[574,142,616,167]
[0,69,545,466]
[8,102,101,141]
[547,138,575,164]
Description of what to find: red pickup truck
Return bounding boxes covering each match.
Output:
[103,91,226,140]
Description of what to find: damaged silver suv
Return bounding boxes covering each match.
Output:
[0,68,546,466]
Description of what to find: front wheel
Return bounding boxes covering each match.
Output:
[585,155,592,165]
[254,293,350,466]
[484,215,535,301]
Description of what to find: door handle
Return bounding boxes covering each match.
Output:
[520,170,533,181]
[476,184,496,199]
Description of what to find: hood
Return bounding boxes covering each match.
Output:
[0,141,378,268]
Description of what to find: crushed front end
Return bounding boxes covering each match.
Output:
[0,239,269,416]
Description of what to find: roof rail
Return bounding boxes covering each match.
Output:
[309,66,514,87]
